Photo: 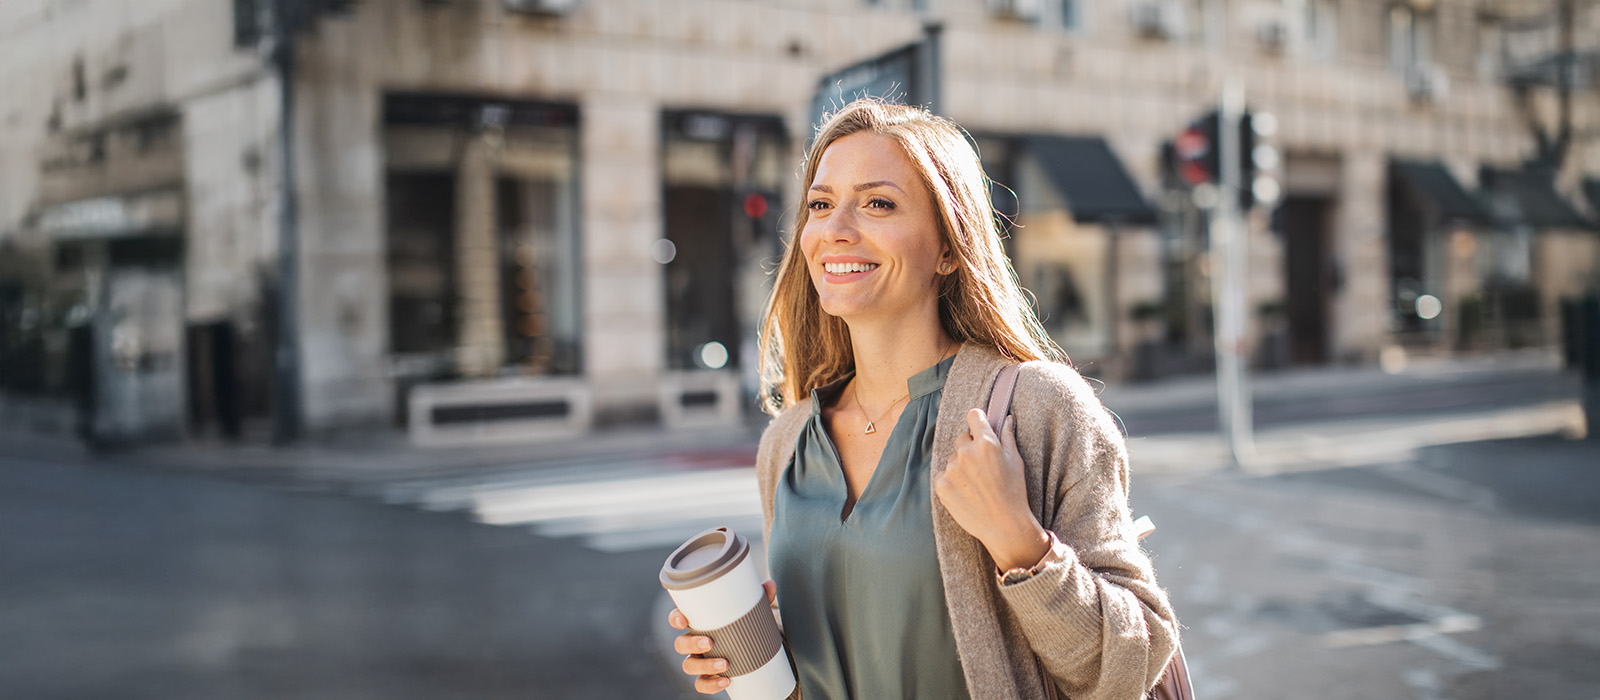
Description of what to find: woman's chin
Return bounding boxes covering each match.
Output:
[819,301,862,320]
[819,301,898,324]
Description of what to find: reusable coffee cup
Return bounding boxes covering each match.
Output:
[661,527,796,700]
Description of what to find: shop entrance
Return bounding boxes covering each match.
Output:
[660,111,787,374]
[93,261,187,444]
[663,185,739,371]
[1280,195,1334,364]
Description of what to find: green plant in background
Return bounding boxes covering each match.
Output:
[1129,300,1167,323]
[1256,299,1285,319]
[0,240,56,395]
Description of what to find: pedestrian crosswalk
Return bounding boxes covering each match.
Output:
[376,455,765,554]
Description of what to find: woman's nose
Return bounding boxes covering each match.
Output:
[821,205,860,242]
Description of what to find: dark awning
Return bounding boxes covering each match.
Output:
[1480,167,1596,230]
[383,92,578,128]
[1389,159,1491,225]
[1025,136,1157,225]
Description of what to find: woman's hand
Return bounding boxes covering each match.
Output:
[936,409,1051,571]
[669,580,779,694]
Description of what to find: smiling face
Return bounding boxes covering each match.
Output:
[800,132,951,323]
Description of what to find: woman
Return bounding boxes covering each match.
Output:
[668,99,1179,700]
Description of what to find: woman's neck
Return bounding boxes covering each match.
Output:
[845,314,955,407]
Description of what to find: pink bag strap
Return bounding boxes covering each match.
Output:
[985,364,1021,435]
[984,364,1059,699]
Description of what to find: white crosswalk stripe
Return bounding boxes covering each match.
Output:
[377,459,764,553]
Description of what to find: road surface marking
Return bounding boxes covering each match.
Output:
[380,460,763,553]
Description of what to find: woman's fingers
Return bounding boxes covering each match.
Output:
[682,655,730,676]
[674,632,714,655]
[679,591,768,692]
[965,408,994,439]
[675,630,728,693]
[695,675,733,694]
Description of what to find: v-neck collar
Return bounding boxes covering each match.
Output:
[809,353,959,416]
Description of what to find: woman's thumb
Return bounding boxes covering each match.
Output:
[966,408,993,438]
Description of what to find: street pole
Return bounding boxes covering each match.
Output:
[1584,294,1600,441]
[918,22,943,114]
[1210,80,1254,466]
[270,0,302,444]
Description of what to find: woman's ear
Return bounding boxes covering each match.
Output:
[938,248,955,275]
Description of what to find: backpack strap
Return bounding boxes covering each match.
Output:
[984,363,1022,435]
[984,363,1060,699]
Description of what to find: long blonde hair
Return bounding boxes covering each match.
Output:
[758,99,1066,415]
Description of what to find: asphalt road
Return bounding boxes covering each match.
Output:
[0,455,686,700]
[1132,435,1600,700]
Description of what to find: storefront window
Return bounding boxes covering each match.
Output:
[386,171,458,359]
[383,96,582,382]
[660,112,787,372]
[497,159,581,375]
[983,138,1119,358]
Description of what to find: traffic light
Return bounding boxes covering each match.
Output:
[1172,108,1281,210]
[1240,111,1280,210]
[1173,111,1219,188]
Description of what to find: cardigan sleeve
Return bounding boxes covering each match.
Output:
[755,399,812,632]
[995,362,1180,700]
[755,400,811,552]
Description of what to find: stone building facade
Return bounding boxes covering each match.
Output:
[0,0,1595,443]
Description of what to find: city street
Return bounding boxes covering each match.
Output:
[2,361,1598,700]
[6,2,1598,699]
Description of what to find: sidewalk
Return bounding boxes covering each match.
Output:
[1126,400,1586,477]
[1096,346,1564,417]
[0,348,1581,488]
[0,418,767,491]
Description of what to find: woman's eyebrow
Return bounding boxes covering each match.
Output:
[809,181,905,193]
[854,180,904,193]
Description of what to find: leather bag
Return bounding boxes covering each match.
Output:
[984,364,1195,700]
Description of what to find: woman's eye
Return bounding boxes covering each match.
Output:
[866,197,896,210]
[807,199,832,211]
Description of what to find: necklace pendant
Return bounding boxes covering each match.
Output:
[864,421,877,435]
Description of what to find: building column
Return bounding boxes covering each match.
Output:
[1332,150,1388,363]
[580,93,663,422]
[454,133,505,377]
[292,77,392,433]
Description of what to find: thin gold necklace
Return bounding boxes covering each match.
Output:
[852,339,954,435]
[853,383,908,435]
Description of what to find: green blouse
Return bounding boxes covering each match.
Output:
[768,354,970,700]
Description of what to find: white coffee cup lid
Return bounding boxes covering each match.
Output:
[660,526,749,591]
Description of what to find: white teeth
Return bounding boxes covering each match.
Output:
[824,262,878,274]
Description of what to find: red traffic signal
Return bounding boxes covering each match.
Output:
[1174,125,1212,186]
[743,192,769,219]
[1173,111,1220,187]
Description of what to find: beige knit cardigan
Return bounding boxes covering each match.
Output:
[756,342,1180,700]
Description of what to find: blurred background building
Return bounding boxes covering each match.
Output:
[1,0,1597,446]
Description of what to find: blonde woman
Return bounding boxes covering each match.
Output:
[668,99,1179,700]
